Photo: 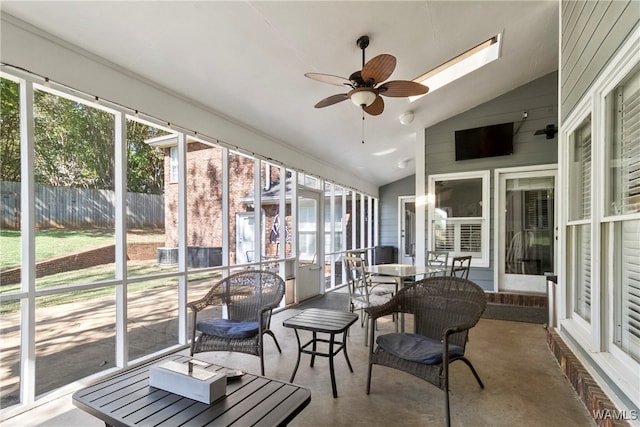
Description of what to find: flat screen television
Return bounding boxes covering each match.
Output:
[454,122,514,161]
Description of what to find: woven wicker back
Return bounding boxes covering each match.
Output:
[398,276,486,348]
[221,270,285,325]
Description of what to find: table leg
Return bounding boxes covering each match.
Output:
[341,330,354,373]
[290,329,302,383]
[310,331,317,367]
[328,333,337,398]
[399,277,405,333]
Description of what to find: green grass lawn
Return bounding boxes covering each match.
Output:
[0,229,116,269]
[0,228,177,314]
[0,228,163,269]
[0,262,219,314]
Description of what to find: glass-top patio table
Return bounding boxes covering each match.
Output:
[364,263,447,285]
[364,264,448,331]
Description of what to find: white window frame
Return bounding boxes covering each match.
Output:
[566,113,593,326]
[427,170,490,267]
[558,26,640,411]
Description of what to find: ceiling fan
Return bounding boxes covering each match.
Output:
[305,35,429,116]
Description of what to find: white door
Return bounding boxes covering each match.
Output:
[236,212,255,264]
[296,189,322,302]
[399,197,416,265]
[497,167,556,293]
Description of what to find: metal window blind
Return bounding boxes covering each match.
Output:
[434,222,455,251]
[581,127,592,219]
[575,224,591,322]
[460,223,482,252]
[569,117,592,322]
[620,219,640,361]
[620,73,640,214]
[617,69,640,361]
[432,220,481,254]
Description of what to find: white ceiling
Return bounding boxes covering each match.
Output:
[1,1,559,188]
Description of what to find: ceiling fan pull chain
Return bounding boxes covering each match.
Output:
[362,111,365,144]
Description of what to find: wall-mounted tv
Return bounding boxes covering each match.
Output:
[454,122,514,161]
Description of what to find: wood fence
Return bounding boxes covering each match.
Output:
[0,181,163,229]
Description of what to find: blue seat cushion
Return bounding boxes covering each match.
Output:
[197,318,259,339]
[376,333,463,365]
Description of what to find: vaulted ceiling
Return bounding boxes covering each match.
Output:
[1,1,558,187]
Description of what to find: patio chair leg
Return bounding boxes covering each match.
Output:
[264,330,282,353]
[364,315,369,347]
[444,361,451,427]
[366,363,373,394]
[444,389,451,427]
[458,357,484,388]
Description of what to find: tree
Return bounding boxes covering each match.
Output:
[0,78,165,194]
[0,78,21,181]
[126,120,165,194]
[34,90,115,189]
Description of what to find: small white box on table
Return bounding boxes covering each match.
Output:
[149,358,226,404]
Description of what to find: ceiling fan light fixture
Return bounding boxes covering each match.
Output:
[349,88,377,107]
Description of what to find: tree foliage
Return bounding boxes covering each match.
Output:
[0,77,165,194]
[0,78,21,181]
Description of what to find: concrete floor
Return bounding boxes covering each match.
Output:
[2,302,596,427]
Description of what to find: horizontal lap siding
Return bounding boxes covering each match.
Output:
[379,175,414,250]
[561,0,639,120]
[424,73,558,291]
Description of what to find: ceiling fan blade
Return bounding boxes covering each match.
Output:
[364,95,384,116]
[314,93,349,108]
[361,54,396,85]
[378,80,429,97]
[305,73,352,87]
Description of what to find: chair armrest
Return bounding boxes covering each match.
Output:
[442,314,482,338]
[187,283,225,313]
[365,299,400,319]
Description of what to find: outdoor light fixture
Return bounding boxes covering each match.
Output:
[349,88,377,107]
[399,111,415,125]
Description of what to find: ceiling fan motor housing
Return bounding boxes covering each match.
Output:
[305,34,429,117]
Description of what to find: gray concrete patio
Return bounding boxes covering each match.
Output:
[2,289,596,427]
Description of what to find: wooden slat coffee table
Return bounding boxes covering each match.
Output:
[72,355,311,427]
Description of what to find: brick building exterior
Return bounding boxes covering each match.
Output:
[161,139,289,265]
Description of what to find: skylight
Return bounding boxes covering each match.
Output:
[409,33,502,102]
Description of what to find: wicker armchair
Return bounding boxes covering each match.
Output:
[188,270,285,375]
[365,276,486,427]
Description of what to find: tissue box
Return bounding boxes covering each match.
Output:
[149,359,226,404]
